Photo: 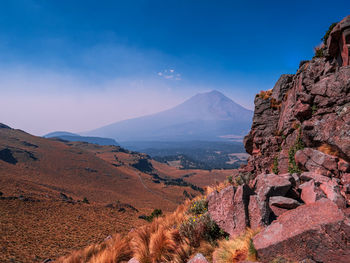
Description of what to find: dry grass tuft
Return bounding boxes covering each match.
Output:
[257,89,272,100]
[318,143,340,157]
[270,98,282,111]
[149,227,177,262]
[206,180,230,195]
[213,228,259,263]
[56,234,131,263]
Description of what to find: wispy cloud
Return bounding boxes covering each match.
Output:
[157,68,182,81]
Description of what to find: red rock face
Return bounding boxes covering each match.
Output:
[327,15,350,66]
[253,199,350,263]
[208,185,253,238]
[207,186,236,236]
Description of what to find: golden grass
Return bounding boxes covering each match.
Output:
[213,228,259,263]
[206,180,230,196]
[318,143,340,157]
[56,235,132,263]
[55,179,260,263]
[257,89,272,100]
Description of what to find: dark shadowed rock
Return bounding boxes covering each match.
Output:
[299,172,330,184]
[269,196,301,217]
[253,199,350,263]
[327,15,350,66]
[269,196,301,209]
[231,184,254,237]
[187,253,209,263]
[248,195,269,230]
[255,173,292,201]
[208,186,236,236]
[294,101,312,121]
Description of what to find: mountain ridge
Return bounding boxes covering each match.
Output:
[84,90,253,142]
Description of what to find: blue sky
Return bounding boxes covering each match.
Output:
[0,0,349,134]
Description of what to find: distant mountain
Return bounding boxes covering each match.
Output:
[44,131,119,146]
[84,90,253,142]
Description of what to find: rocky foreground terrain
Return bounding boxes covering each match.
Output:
[16,15,350,263]
[212,15,350,262]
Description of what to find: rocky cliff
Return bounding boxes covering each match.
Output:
[243,15,350,180]
[207,15,350,263]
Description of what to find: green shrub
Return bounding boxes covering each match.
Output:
[314,48,324,58]
[188,199,208,215]
[312,104,318,115]
[140,208,163,222]
[82,197,89,204]
[227,175,233,184]
[235,172,253,186]
[288,130,304,174]
[179,212,227,247]
[272,156,279,174]
[321,22,338,45]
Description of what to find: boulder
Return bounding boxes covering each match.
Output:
[269,196,301,217]
[299,172,330,184]
[248,195,269,229]
[208,185,254,238]
[187,253,209,263]
[320,179,346,208]
[269,196,301,209]
[207,186,236,236]
[231,185,254,237]
[253,199,350,263]
[255,173,292,201]
[299,180,325,204]
[294,100,312,120]
[295,148,339,176]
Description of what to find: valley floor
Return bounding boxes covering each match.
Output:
[0,199,144,263]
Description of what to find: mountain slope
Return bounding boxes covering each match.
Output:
[44,131,119,146]
[84,90,253,141]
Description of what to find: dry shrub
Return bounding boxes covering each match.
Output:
[130,203,191,263]
[131,226,152,263]
[257,89,272,100]
[56,235,131,263]
[291,121,300,131]
[213,228,259,263]
[149,227,177,262]
[318,143,340,157]
[206,180,229,195]
[270,98,282,111]
[90,235,132,263]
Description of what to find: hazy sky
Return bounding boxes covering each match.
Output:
[0,0,348,135]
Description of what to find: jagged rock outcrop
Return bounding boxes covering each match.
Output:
[253,199,350,263]
[327,15,350,67]
[241,16,350,209]
[209,15,350,263]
